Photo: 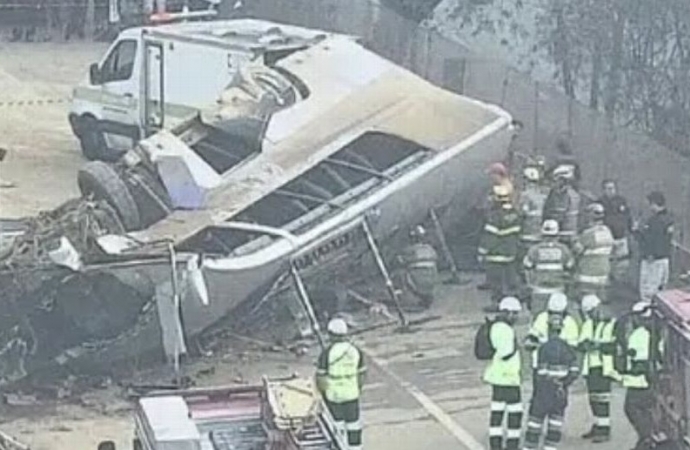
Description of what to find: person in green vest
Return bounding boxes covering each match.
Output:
[623,302,655,450]
[483,296,524,450]
[316,318,366,450]
[578,294,620,443]
[524,292,579,392]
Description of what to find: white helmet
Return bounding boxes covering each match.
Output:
[499,296,522,312]
[547,292,568,313]
[541,220,560,236]
[523,166,540,182]
[632,301,652,318]
[327,318,348,336]
[581,294,601,312]
[553,165,574,179]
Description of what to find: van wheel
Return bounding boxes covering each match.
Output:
[79,117,108,161]
[78,162,142,231]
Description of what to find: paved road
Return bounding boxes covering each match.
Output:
[359,275,637,450]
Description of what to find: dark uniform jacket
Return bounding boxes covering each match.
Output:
[637,209,674,259]
[478,205,522,263]
[533,335,579,412]
[599,194,632,240]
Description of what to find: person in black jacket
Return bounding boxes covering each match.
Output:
[634,191,674,302]
[523,313,580,450]
[598,180,633,282]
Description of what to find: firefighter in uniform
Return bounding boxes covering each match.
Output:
[483,297,524,450]
[396,225,439,309]
[478,184,522,312]
[518,165,549,248]
[622,302,655,450]
[543,166,581,245]
[316,319,366,450]
[523,312,580,450]
[524,293,579,392]
[523,220,575,312]
[578,294,620,443]
[572,203,614,303]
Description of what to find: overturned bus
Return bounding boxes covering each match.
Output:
[0,25,514,383]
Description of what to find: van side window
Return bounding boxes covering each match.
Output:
[101,40,138,83]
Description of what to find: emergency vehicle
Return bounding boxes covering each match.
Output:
[99,376,348,450]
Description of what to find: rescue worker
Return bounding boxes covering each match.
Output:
[488,162,515,204]
[598,180,633,282]
[316,319,366,450]
[634,191,674,303]
[524,293,579,392]
[548,137,582,189]
[578,294,619,443]
[572,203,614,303]
[395,225,439,309]
[518,165,549,247]
[478,184,522,312]
[523,220,575,312]
[478,162,515,291]
[623,302,655,450]
[543,166,581,244]
[483,297,524,450]
[523,312,580,450]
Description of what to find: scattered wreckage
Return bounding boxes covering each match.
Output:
[105,376,348,450]
[0,22,514,384]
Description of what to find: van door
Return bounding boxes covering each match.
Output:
[97,38,141,152]
[143,40,164,137]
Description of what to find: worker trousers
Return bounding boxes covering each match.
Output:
[485,262,518,304]
[639,258,669,303]
[624,388,654,449]
[489,386,523,450]
[575,281,608,304]
[524,387,567,450]
[586,368,612,438]
[327,399,362,450]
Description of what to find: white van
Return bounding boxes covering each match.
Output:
[68,19,336,161]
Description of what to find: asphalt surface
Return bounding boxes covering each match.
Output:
[356,274,638,450]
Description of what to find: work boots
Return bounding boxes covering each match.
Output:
[582,426,610,443]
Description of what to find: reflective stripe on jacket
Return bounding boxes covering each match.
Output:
[528,311,580,369]
[523,241,574,292]
[579,318,620,380]
[574,224,614,284]
[483,321,521,387]
[478,206,521,263]
[622,326,650,389]
[519,185,548,241]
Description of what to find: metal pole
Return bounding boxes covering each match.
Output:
[167,243,181,386]
[290,262,326,349]
[361,218,408,327]
[429,207,465,284]
[533,81,540,154]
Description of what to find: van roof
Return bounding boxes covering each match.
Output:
[130,19,350,53]
[656,289,690,324]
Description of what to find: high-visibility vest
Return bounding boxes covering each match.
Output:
[579,318,620,380]
[523,241,574,293]
[622,326,651,389]
[528,311,580,368]
[483,321,521,387]
[574,224,614,285]
[324,342,363,403]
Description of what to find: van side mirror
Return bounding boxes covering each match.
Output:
[89,63,102,85]
[97,441,116,450]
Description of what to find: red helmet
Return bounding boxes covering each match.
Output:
[487,162,508,177]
